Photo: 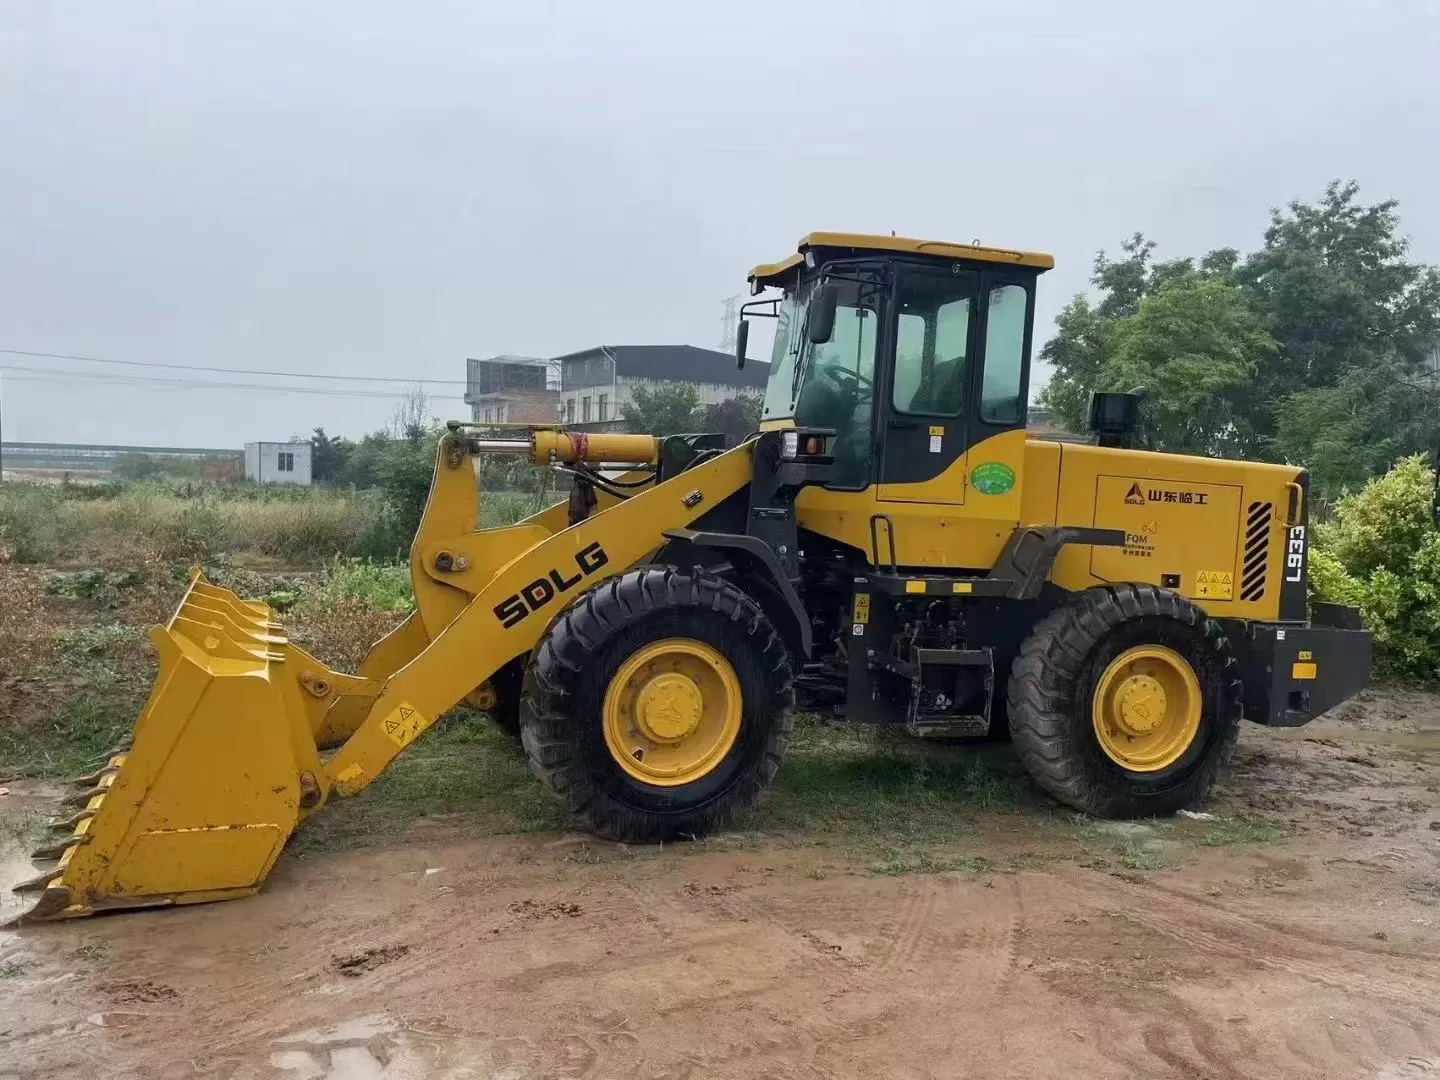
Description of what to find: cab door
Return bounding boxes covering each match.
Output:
[876,264,978,505]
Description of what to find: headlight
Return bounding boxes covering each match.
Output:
[781,431,799,458]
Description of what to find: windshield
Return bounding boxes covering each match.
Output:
[760,294,799,421]
[760,274,881,486]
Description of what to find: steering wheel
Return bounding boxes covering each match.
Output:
[821,365,873,396]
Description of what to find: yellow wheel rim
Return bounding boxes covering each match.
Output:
[603,638,742,787]
[1091,645,1202,772]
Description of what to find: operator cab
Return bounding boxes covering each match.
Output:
[738,232,1052,493]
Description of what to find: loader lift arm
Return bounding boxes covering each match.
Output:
[319,437,755,799]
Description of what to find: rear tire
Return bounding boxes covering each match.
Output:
[1007,584,1241,818]
[520,567,794,843]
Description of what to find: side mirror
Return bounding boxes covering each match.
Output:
[806,285,838,345]
[736,319,750,370]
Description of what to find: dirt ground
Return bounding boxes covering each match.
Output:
[4,688,1440,1079]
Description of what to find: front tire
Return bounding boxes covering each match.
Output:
[1007,584,1241,818]
[520,567,794,843]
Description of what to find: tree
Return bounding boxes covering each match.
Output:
[623,381,703,436]
[345,430,397,490]
[390,385,431,442]
[1038,234,1224,434]
[372,430,439,548]
[1241,182,1440,490]
[1310,456,1440,680]
[310,427,355,485]
[1100,277,1276,457]
[696,391,763,446]
[1037,181,1440,496]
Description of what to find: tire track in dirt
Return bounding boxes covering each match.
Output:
[1143,876,1440,962]
[589,869,1027,1076]
[1136,994,1268,1080]
[1067,870,1440,1016]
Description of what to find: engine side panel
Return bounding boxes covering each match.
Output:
[1046,442,1301,622]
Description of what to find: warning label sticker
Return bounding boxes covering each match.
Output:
[381,702,428,749]
[1194,569,1234,601]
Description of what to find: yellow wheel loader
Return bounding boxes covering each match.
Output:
[12,232,1372,923]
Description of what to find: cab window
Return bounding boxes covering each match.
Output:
[980,284,1028,424]
[892,269,977,416]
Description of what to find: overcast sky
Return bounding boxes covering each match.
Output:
[2,1,1437,447]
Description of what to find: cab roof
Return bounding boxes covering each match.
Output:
[747,231,1055,288]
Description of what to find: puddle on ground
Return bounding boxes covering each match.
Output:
[270,1015,546,1079]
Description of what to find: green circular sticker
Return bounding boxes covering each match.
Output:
[970,461,1016,495]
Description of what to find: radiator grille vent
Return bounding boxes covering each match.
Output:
[1241,501,1272,602]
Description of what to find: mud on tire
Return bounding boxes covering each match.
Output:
[520,566,795,843]
[1006,584,1242,818]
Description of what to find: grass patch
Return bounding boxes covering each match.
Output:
[870,850,992,876]
[948,855,991,873]
[0,483,63,562]
[1119,839,1169,871]
[44,569,112,600]
[53,623,141,658]
[0,689,141,779]
[0,960,29,978]
[299,559,414,614]
[60,485,380,562]
[872,849,941,876]
[481,489,556,528]
[289,710,563,853]
[1200,816,1283,846]
[754,719,1029,854]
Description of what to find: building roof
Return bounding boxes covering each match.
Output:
[749,231,1054,287]
[554,345,769,389]
[465,354,559,401]
[466,354,546,365]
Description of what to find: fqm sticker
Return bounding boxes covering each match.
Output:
[970,461,1016,495]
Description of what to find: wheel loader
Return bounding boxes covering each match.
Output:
[12,231,1372,923]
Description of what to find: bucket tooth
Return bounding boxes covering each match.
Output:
[70,760,123,787]
[31,838,83,862]
[61,785,109,809]
[12,866,64,894]
[49,809,96,833]
[6,885,76,925]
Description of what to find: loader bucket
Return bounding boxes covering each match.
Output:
[10,572,329,923]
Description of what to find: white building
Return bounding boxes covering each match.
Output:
[244,441,312,485]
[553,345,769,430]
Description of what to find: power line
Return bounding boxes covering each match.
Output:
[0,363,466,400]
[0,346,469,386]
